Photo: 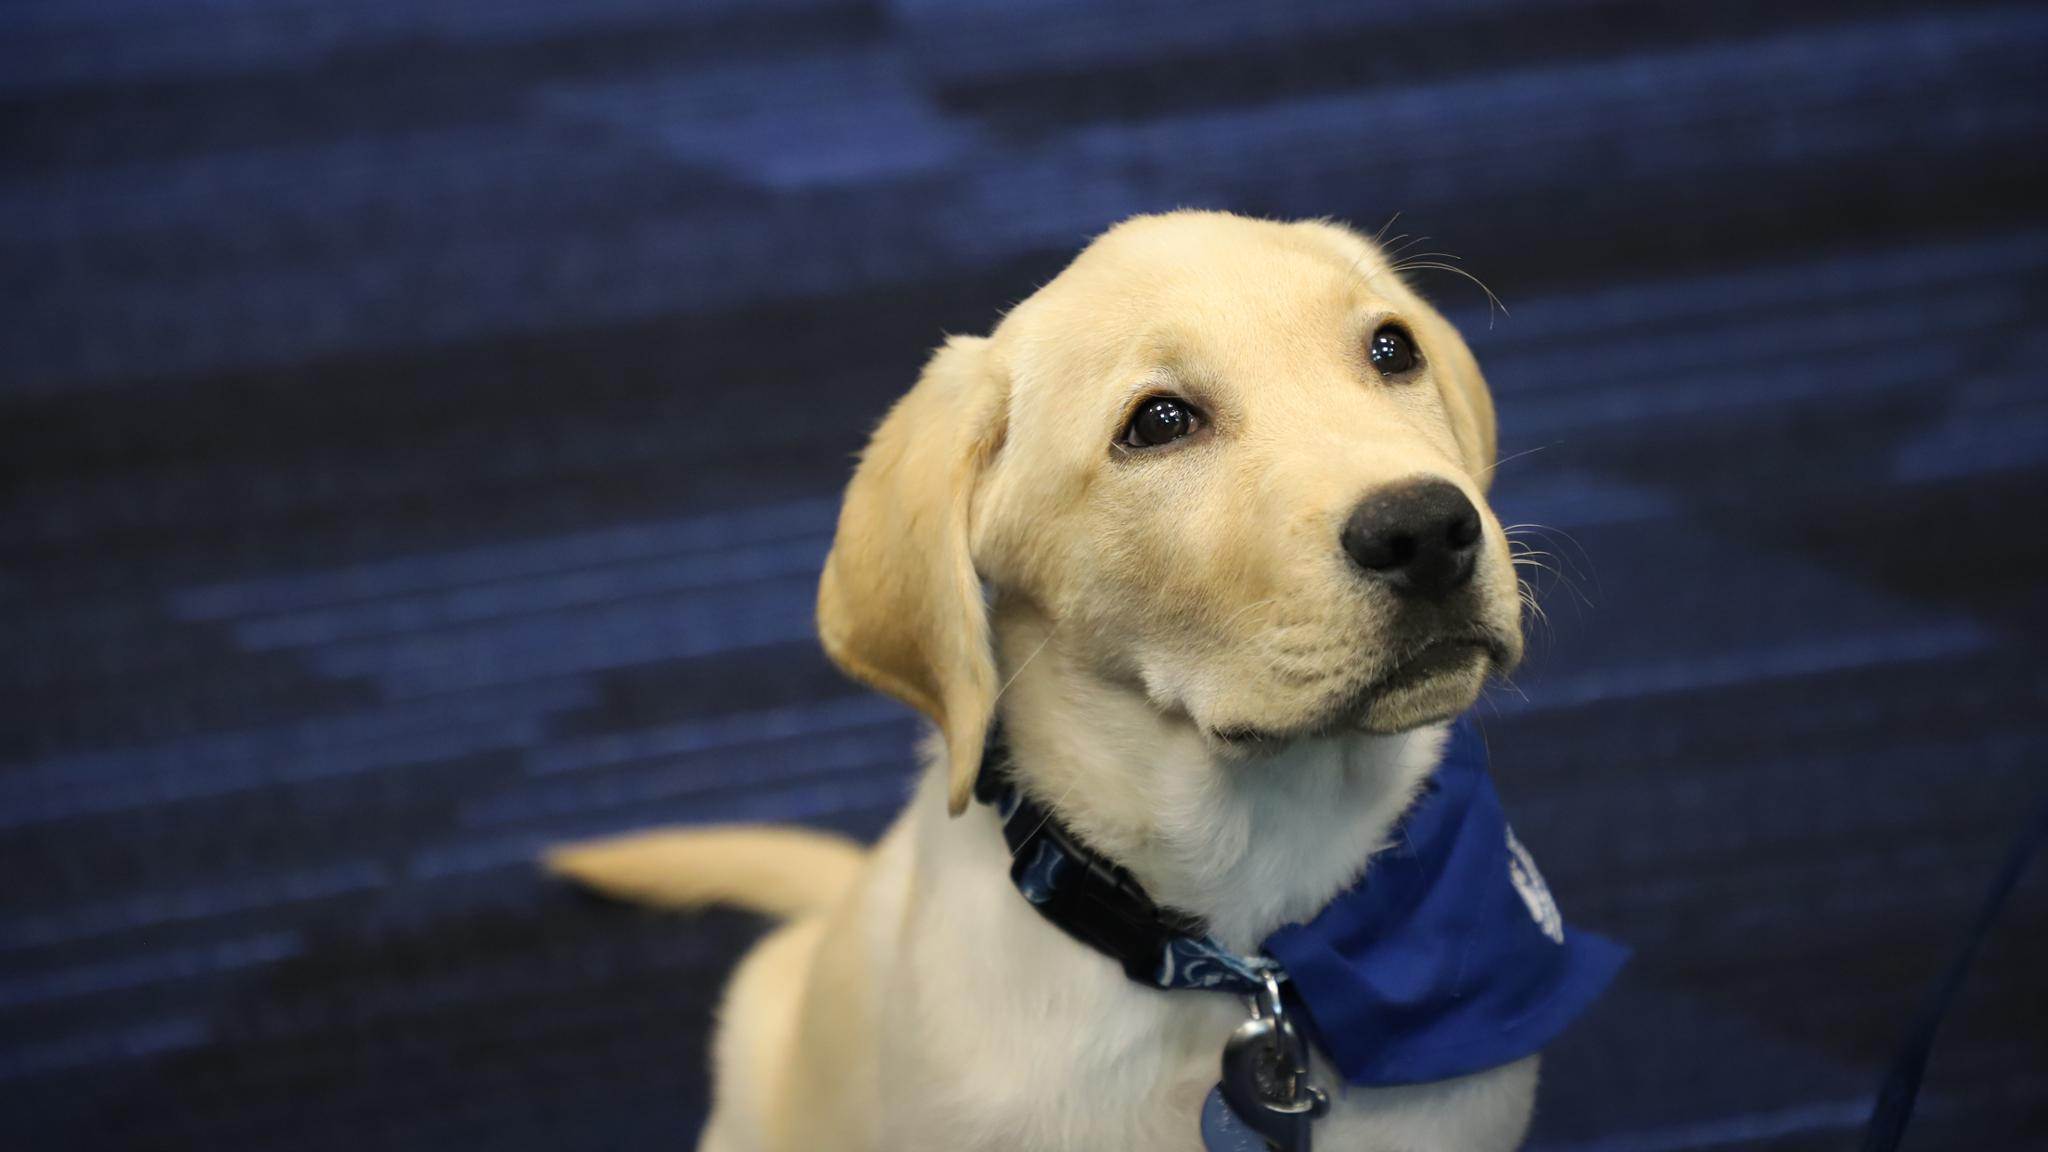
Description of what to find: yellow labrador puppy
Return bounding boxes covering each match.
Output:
[552,212,1544,1150]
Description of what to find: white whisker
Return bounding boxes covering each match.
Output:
[1009,779,1081,860]
[1388,260,1508,325]
[994,620,1061,704]
[1480,444,1550,478]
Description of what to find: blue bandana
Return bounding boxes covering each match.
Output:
[977,714,1627,1088]
[1261,716,1628,1085]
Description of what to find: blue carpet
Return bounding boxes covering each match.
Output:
[3,2,2045,1148]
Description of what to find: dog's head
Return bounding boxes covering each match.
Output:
[819,212,1522,813]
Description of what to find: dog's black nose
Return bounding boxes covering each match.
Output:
[1341,479,1483,599]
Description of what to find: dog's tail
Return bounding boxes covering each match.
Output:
[543,825,867,920]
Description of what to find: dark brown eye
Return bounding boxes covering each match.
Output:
[1369,325,1419,375]
[1123,396,1200,448]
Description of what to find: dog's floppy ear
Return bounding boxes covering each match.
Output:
[818,335,1006,816]
[1413,309,1498,488]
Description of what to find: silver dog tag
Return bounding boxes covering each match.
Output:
[1201,972,1327,1152]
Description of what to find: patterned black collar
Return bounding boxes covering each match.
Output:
[971,726,1277,993]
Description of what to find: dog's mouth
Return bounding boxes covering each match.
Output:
[1350,637,1497,734]
[1211,634,1504,748]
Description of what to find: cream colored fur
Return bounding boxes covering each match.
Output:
[549,212,1542,1150]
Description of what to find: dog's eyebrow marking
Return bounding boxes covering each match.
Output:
[1134,326,1195,366]
[1110,377,1162,429]
[1347,249,1403,300]
[1113,356,1189,413]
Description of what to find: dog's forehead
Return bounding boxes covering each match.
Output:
[1067,214,1383,318]
[1001,213,1396,389]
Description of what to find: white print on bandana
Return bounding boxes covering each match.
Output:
[1506,827,1565,944]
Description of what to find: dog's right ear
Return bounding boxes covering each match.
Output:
[1409,306,1499,490]
[817,336,1007,817]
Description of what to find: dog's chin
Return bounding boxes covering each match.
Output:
[1351,641,1492,734]
[1210,639,1497,749]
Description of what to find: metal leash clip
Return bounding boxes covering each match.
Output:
[1207,969,1330,1152]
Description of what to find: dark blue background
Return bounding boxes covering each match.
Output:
[4,2,2045,1148]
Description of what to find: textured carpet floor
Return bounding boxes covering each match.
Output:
[4,2,2046,1149]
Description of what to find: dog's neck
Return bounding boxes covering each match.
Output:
[988,611,1449,953]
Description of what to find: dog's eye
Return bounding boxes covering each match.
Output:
[1369,325,1420,376]
[1123,397,1200,448]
